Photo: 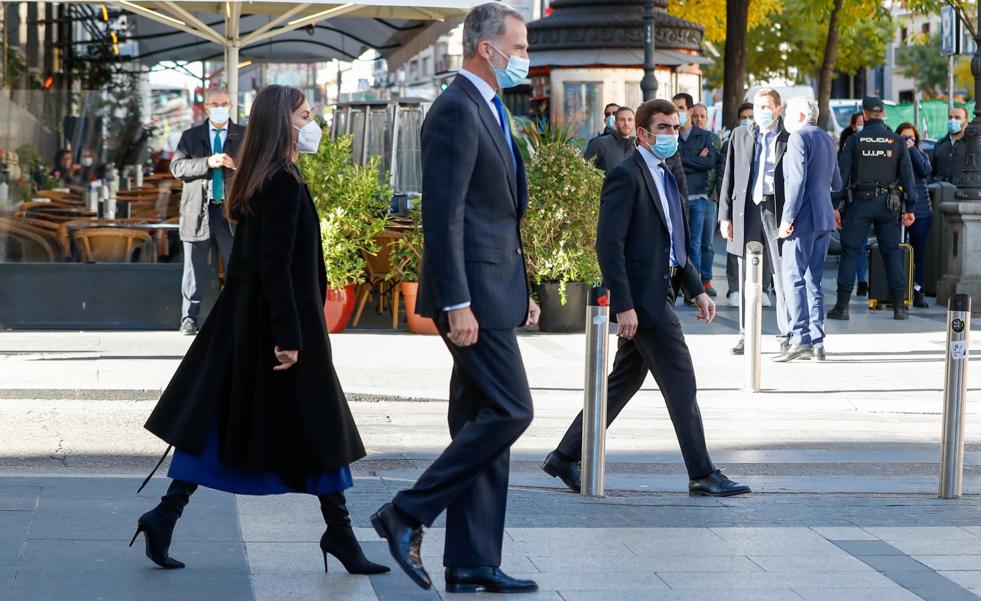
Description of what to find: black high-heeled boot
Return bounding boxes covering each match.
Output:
[319,491,390,575]
[130,479,197,569]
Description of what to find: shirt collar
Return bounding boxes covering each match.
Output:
[209,122,227,133]
[637,144,666,170]
[458,68,497,104]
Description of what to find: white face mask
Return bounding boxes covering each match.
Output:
[294,121,323,154]
[81,157,94,167]
[209,106,230,124]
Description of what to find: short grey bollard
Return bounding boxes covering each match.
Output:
[743,242,764,393]
[581,287,611,497]
[939,294,971,499]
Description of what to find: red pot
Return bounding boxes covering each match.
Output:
[401,282,439,335]
[323,283,357,333]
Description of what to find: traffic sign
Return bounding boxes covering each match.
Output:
[942,6,962,56]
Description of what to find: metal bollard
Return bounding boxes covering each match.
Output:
[939,294,971,499]
[581,287,611,497]
[743,242,764,393]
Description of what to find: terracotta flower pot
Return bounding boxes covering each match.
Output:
[323,283,356,333]
[401,281,439,335]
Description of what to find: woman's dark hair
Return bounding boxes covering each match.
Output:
[226,85,305,222]
[896,121,921,145]
[849,112,863,129]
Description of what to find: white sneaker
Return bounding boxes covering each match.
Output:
[727,292,740,307]
[762,294,772,308]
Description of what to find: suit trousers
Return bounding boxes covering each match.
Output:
[836,197,904,297]
[181,204,234,323]
[555,282,715,480]
[781,231,832,348]
[738,198,791,339]
[393,326,534,568]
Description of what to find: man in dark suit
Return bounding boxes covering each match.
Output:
[371,3,541,594]
[718,88,792,356]
[542,99,750,499]
[171,89,244,335]
[776,96,843,362]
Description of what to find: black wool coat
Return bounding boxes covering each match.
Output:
[145,166,366,483]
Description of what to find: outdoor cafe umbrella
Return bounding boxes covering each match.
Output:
[99,0,481,117]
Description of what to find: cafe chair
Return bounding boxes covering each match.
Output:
[0,220,57,262]
[3,217,66,258]
[73,228,152,263]
[351,230,404,330]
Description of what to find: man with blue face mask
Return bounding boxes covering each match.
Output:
[932,106,968,184]
[171,89,245,336]
[719,88,793,356]
[372,3,541,594]
[543,99,750,500]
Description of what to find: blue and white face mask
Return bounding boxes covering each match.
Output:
[605,115,616,130]
[754,108,774,129]
[678,111,689,128]
[489,45,529,89]
[949,119,963,134]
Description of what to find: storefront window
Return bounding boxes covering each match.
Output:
[563,81,603,141]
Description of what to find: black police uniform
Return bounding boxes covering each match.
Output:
[830,116,917,319]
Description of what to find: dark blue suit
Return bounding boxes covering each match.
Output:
[780,124,842,347]
[394,74,532,569]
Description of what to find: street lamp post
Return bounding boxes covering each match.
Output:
[640,0,657,101]
[957,3,981,199]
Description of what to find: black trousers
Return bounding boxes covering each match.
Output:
[555,279,715,480]
[181,204,234,324]
[394,326,534,568]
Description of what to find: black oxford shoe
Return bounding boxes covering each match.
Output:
[371,503,431,590]
[730,338,745,355]
[445,566,539,594]
[689,470,751,497]
[542,452,581,493]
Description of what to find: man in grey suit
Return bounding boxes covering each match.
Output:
[171,89,244,335]
[371,3,541,594]
[775,97,842,362]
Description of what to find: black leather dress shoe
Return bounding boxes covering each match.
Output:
[445,566,539,594]
[689,470,751,497]
[772,344,813,363]
[730,338,744,355]
[371,503,431,590]
[542,452,581,493]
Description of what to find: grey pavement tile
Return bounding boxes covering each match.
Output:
[0,512,32,542]
[560,592,806,601]
[749,553,876,572]
[246,542,327,576]
[834,540,907,556]
[658,570,899,590]
[436,592,561,601]
[858,554,936,573]
[810,526,880,541]
[793,588,926,601]
[10,539,252,601]
[527,554,762,574]
[887,539,981,557]
[914,555,981,571]
[0,485,40,511]
[251,573,377,601]
[940,571,981,590]
[891,571,981,601]
[427,570,670,593]
[864,527,981,542]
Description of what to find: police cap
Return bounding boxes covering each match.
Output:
[862,96,885,112]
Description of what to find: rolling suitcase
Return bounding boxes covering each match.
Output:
[867,225,913,310]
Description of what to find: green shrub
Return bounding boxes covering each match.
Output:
[299,134,392,289]
[522,140,604,303]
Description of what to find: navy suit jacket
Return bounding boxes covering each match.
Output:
[416,75,530,329]
[597,150,704,326]
[781,124,842,235]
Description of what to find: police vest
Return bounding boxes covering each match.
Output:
[851,129,902,190]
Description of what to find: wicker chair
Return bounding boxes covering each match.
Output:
[0,220,57,262]
[351,230,404,329]
[73,228,153,263]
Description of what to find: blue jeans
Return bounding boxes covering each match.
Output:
[686,196,716,283]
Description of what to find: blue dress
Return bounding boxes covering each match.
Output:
[168,421,352,496]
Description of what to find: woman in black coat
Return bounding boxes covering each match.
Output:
[131,85,388,576]
[896,122,933,309]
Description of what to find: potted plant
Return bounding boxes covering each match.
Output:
[389,202,438,334]
[299,133,392,333]
[522,138,604,332]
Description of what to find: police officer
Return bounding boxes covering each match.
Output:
[828,96,916,321]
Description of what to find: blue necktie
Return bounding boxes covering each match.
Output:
[212,128,225,202]
[491,95,516,172]
[658,163,688,268]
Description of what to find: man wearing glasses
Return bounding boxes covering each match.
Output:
[172,89,245,336]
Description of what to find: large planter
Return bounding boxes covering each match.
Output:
[536,282,588,333]
[323,283,357,333]
[401,281,439,335]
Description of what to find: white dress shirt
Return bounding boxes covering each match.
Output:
[752,126,778,204]
[637,144,680,268]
